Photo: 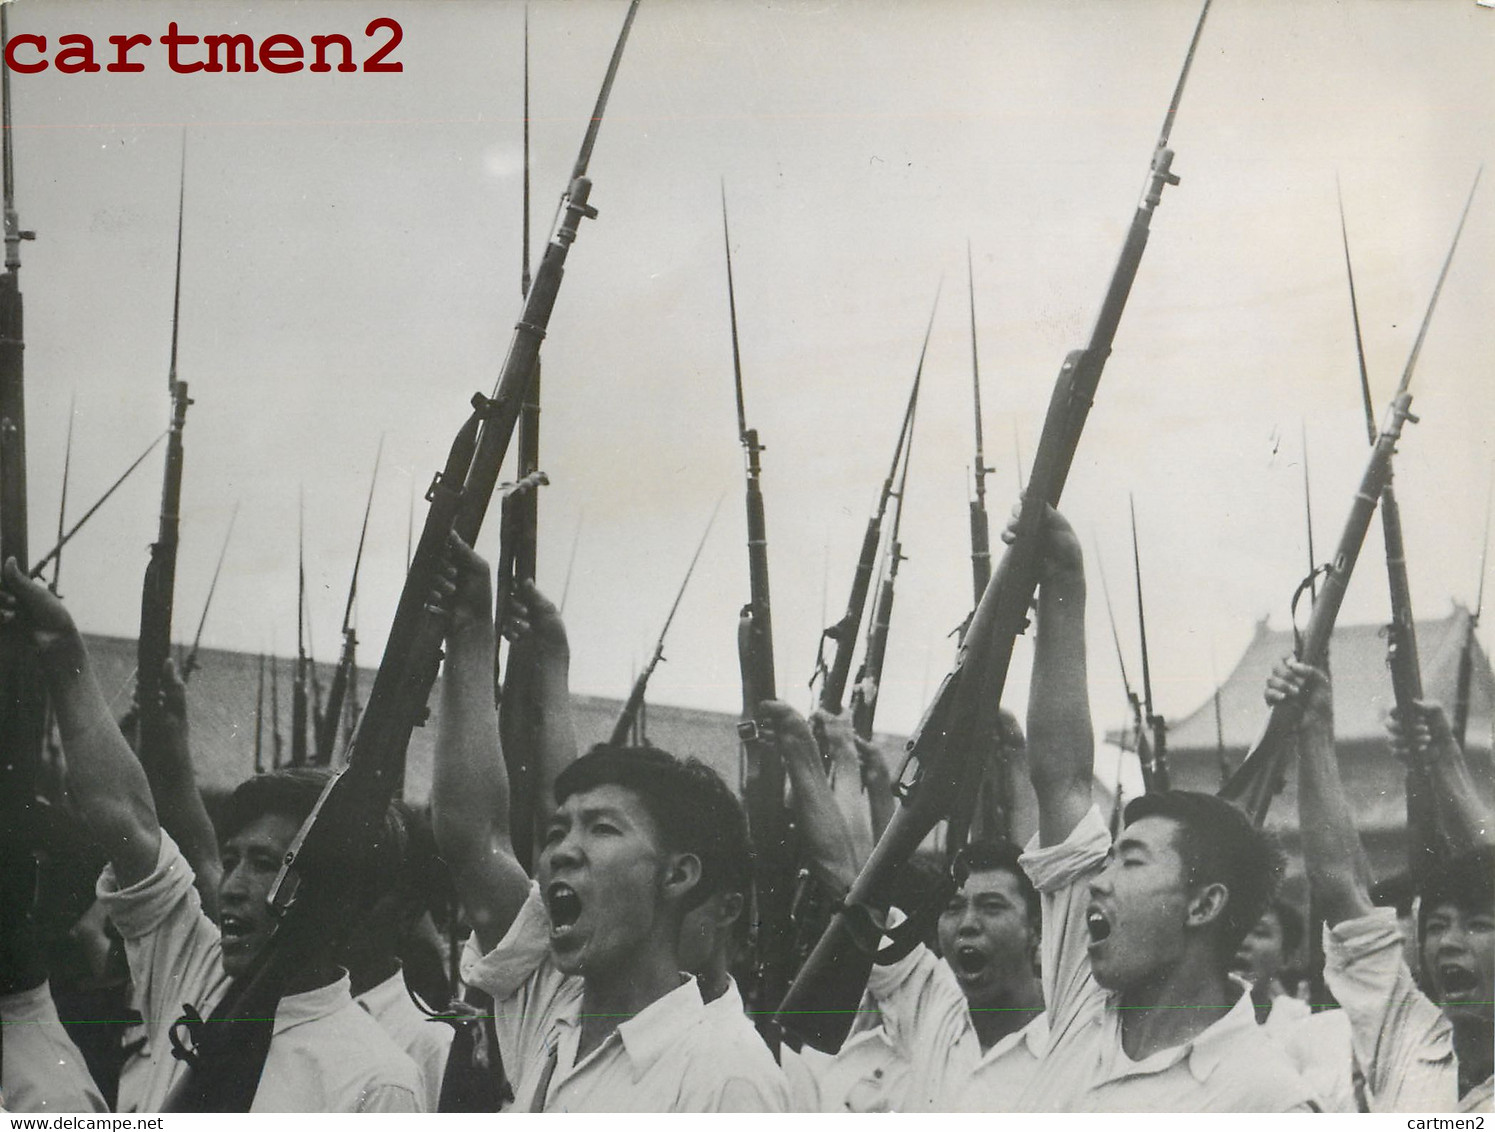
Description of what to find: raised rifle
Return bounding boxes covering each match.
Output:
[1093,539,1159,794]
[161,6,639,1107]
[610,498,720,745]
[967,243,995,604]
[0,2,43,1027]
[721,183,793,1040]
[1452,472,1492,750]
[181,503,238,682]
[1221,171,1480,824]
[316,441,381,765]
[849,299,932,742]
[775,0,1213,1053]
[814,291,935,715]
[269,646,283,770]
[253,652,266,775]
[497,11,550,867]
[133,149,192,782]
[1339,186,1445,875]
[1129,495,1168,791]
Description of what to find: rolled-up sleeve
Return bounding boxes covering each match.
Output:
[1323,908,1454,1112]
[1019,804,1110,1034]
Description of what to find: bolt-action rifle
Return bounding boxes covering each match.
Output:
[849,296,933,741]
[0,5,45,1048]
[721,184,794,1043]
[813,293,934,716]
[291,494,310,766]
[316,443,380,765]
[132,152,193,782]
[161,4,638,1109]
[610,499,720,745]
[967,244,995,605]
[1221,171,1480,824]
[774,0,1213,1054]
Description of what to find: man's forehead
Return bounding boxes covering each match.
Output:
[1118,813,1184,853]
[960,867,1025,900]
[555,782,648,819]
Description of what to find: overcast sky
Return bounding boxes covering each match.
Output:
[8,0,1493,771]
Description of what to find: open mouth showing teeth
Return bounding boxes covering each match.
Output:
[1439,966,1478,996]
[547,884,582,930]
[1086,909,1111,943]
[220,915,253,941]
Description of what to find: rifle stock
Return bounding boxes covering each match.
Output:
[776,2,1212,1052]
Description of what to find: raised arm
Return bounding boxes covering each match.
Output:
[1014,507,1094,847]
[501,578,578,839]
[430,537,532,953]
[1,559,160,887]
[1388,699,1495,855]
[759,700,861,896]
[1270,659,1374,925]
[136,659,222,916]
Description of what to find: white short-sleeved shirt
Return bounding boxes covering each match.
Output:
[863,939,1045,1111]
[781,1028,910,1112]
[1323,907,1493,1113]
[1013,805,1320,1112]
[1262,997,1359,1113]
[354,969,455,1113]
[0,979,107,1113]
[96,831,423,1113]
[461,882,789,1112]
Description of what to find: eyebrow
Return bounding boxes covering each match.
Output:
[1114,837,1151,856]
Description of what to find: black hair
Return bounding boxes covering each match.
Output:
[953,838,1041,929]
[1123,790,1285,960]
[219,768,407,901]
[554,745,753,912]
[1417,845,1495,941]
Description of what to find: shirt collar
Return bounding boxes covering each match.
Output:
[553,975,705,1080]
[274,971,356,1036]
[1180,978,1260,1083]
[1099,977,1259,1085]
[354,970,405,1012]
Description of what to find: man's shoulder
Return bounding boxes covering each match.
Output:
[1203,1016,1322,1109]
[319,996,426,1090]
[678,1002,788,1102]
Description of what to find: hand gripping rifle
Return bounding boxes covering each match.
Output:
[775,0,1213,1054]
[133,151,193,782]
[1339,184,1458,874]
[315,441,381,765]
[813,291,936,715]
[610,498,720,745]
[1220,170,1480,825]
[721,185,794,1038]
[161,5,639,1109]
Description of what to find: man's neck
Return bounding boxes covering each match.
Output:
[280,958,344,997]
[577,944,685,1061]
[1117,959,1236,1062]
[968,978,1044,1052]
[1452,1015,1494,1098]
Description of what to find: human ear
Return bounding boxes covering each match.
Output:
[662,852,703,905]
[1186,882,1229,930]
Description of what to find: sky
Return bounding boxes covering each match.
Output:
[7,0,1494,775]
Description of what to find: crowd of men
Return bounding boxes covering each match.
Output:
[0,497,1490,1113]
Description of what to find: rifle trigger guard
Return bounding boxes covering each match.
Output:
[168,1004,206,1068]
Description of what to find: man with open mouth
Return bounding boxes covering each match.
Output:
[1272,659,1494,1112]
[430,538,788,1112]
[0,561,424,1113]
[998,507,1319,1111]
